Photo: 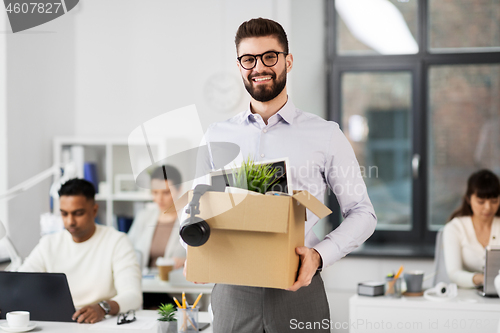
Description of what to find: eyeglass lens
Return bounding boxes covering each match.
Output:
[240,51,280,70]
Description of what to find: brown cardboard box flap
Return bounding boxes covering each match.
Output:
[292,191,332,219]
[199,192,290,233]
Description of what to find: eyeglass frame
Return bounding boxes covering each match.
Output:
[237,51,288,70]
[117,310,136,325]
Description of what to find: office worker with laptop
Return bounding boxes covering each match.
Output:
[443,169,500,288]
[18,179,142,323]
[185,18,377,332]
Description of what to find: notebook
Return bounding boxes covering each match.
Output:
[0,271,76,321]
[478,245,500,297]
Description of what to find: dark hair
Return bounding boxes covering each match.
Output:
[58,178,96,201]
[448,169,500,221]
[151,165,182,189]
[235,17,289,54]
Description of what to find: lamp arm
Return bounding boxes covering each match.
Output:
[2,237,22,271]
[0,165,60,201]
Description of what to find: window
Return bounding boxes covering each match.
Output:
[327,0,500,249]
[342,72,413,230]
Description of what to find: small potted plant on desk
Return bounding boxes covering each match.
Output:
[157,303,177,333]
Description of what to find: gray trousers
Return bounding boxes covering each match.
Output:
[211,272,331,333]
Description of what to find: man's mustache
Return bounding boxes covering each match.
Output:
[248,72,276,80]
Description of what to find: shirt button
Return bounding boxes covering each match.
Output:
[263,129,267,133]
[261,153,265,158]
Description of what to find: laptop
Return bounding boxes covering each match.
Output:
[0,271,76,322]
[477,245,500,297]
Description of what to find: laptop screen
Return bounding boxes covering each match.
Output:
[0,272,76,322]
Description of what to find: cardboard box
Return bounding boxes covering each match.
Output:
[176,190,331,289]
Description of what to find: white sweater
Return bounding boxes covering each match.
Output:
[443,216,500,288]
[19,224,142,311]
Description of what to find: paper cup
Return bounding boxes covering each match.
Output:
[157,257,175,281]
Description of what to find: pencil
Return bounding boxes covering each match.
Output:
[173,297,182,309]
[388,265,404,294]
[182,292,186,309]
[394,265,404,280]
[192,293,203,309]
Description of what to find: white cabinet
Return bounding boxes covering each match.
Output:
[53,137,165,228]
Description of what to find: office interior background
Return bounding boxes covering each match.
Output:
[0,0,499,330]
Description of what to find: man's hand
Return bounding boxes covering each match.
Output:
[287,246,322,292]
[72,304,106,324]
[173,257,185,270]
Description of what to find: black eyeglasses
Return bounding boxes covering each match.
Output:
[237,51,288,70]
[117,310,136,325]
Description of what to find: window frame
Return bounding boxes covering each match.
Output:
[326,0,500,248]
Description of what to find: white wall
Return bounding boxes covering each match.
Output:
[290,0,326,118]
[5,12,76,257]
[73,0,293,137]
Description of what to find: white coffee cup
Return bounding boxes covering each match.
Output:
[6,311,30,328]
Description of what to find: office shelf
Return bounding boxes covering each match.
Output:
[53,137,165,228]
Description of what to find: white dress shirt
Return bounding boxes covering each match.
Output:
[194,99,377,268]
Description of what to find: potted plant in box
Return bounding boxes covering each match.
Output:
[229,157,280,194]
[157,303,177,333]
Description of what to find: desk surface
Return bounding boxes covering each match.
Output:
[350,289,500,333]
[0,311,212,333]
[142,276,214,294]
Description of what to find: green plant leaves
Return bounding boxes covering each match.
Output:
[231,157,280,194]
[157,303,177,322]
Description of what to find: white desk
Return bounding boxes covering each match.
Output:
[0,311,212,333]
[142,277,214,294]
[349,289,500,333]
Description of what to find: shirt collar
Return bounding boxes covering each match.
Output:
[238,98,297,125]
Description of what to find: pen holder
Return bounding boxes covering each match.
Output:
[176,307,199,332]
[385,277,402,298]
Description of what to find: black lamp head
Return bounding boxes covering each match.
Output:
[180,216,210,247]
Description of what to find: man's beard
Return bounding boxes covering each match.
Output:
[243,67,287,102]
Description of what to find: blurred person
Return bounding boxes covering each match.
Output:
[127,165,185,271]
[19,178,142,323]
[127,165,186,309]
[443,169,500,288]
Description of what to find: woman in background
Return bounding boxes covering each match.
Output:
[443,169,500,288]
[128,165,186,271]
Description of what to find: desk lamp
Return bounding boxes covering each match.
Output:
[0,163,72,271]
[0,219,22,271]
